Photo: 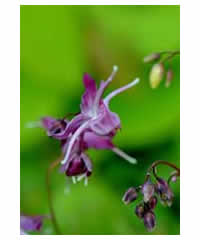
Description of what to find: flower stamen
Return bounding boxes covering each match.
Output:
[104,78,140,106]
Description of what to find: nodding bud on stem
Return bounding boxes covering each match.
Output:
[135,204,145,219]
[165,69,174,88]
[143,53,161,63]
[122,187,138,204]
[143,211,156,232]
[141,180,155,203]
[156,178,174,207]
[148,196,157,210]
[149,63,165,89]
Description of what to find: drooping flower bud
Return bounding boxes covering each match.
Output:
[149,63,165,89]
[165,69,174,88]
[143,53,161,63]
[156,178,174,207]
[141,180,155,203]
[148,196,157,210]
[135,203,145,219]
[143,211,156,232]
[122,187,138,205]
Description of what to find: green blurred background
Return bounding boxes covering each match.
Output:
[20,5,180,235]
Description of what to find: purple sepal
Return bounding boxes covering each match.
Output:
[83,132,114,149]
[41,117,68,140]
[20,215,44,233]
[81,73,97,115]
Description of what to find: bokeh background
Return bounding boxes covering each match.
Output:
[20,5,180,235]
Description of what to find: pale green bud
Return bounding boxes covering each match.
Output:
[149,63,165,89]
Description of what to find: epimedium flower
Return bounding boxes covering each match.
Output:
[41,66,140,184]
[20,214,44,235]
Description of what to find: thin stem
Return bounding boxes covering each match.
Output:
[160,50,180,63]
[46,156,63,235]
[145,160,180,181]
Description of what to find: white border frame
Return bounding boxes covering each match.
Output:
[4,1,199,240]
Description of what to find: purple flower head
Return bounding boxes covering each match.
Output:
[20,214,44,235]
[42,66,140,184]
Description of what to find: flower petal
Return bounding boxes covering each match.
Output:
[41,117,68,140]
[81,73,97,115]
[20,215,44,232]
[81,153,92,175]
[41,117,58,131]
[83,131,114,149]
[63,114,89,137]
[90,103,121,136]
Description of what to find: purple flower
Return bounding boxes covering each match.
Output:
[20,214,44,235]
[42,66,140,184]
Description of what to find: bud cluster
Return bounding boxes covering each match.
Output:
[122,160,180,232]
[143,50,180,89]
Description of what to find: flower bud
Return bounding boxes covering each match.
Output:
[135,203,145,219]
[165,69,174,88]
[143,53,161,63]
[143,211,156,232]
[122,187,138,205]
[156,178,174,207]
[141,180,155,203]
[149,63,165,89]
[148,196,157,210]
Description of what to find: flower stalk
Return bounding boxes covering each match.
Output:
[46,156,63,235]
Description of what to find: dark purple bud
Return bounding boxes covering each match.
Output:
[135,203,145,219]
[143,53,161,63]
[122,187,138,205]
[156,178,174,207]
[143,211,156,232]
[148,196,157,210]
[142,180,155,203]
